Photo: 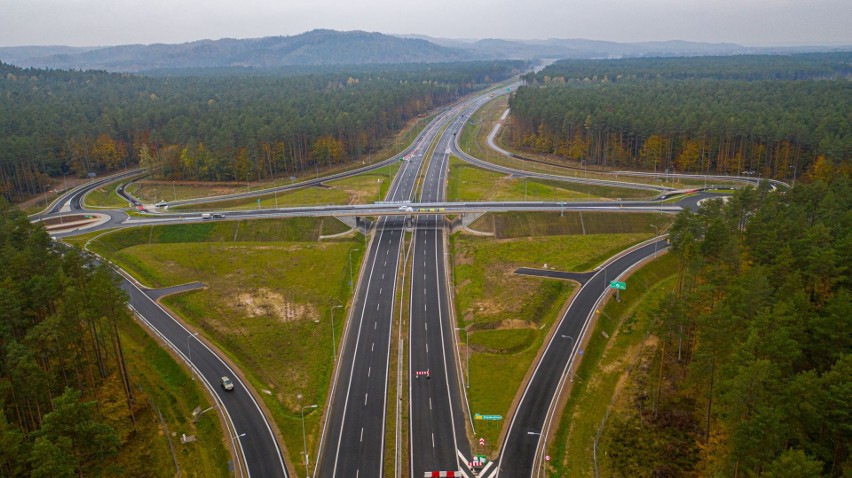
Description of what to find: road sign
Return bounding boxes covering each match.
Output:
[474,414,502,421]
[476,455,487,462]
[609,280,626,290]
[479,438,485,446]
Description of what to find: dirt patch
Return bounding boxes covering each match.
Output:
[470,318,536,332]
[233,288,318,323]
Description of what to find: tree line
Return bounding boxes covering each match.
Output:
[506,53,850,179]
[0,61,524,202]
[0,201,138,476]
[603,167,851,476]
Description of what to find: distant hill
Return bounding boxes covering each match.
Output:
[2,30,477,72]
[2,30,848,73]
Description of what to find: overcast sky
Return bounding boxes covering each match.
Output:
[1,0,850,47]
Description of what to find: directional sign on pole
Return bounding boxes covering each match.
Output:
[474,413,503,421]
[609,280,626,290]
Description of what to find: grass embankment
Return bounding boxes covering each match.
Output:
[451,225,660,453]
[84,177,138,208]
[171,163,401,211]
[470,211,671,239]
[115,315,231,477]
[83,217,363,472]
[545,253,678,477]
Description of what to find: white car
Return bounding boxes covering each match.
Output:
[220,376,234,391]
[155,201,168,208]
[398,206,414,212]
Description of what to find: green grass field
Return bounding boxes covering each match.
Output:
[448,157,592,202]
[77,217,364,471]
[545,253,678,477]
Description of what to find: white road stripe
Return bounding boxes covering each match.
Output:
[479,460,495,476]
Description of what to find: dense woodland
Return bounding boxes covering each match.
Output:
[508,53,850,179]
[0,201,142,476]
[604,167,851,476]
[0,60,523,202]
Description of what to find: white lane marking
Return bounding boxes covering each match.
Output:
[374,322,377,330]
[379,287,383,295]
[429,397,432,410]
[382,273,385,280]
[479,460,495,477]
[377,303,380,311]
[371,342,374,352]
[457,449,471,466]
[426,343,428,353]
[360,428,364,442]
[424,274,427,280]
[483,464,499,478]
[368,366,371,377]
[356,471,360,478]
[432,433,435,448]
[364,393,368,406]
[425,322,428,330]
[384,260,387,266]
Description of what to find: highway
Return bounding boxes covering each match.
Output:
[314,103,457,477]
[409,114,472,476]
[33,80,733,478]
[490,239,669,478]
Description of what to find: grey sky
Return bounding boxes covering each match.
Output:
[1,0,849,47]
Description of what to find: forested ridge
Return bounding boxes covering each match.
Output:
[0,60,523,202]
[602,168,851,476]
[0,200,159,476]
[507,53,850,179]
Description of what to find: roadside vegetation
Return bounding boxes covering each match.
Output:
[0,200,229,477]
[450,211,671,453]
[81,217,364,472]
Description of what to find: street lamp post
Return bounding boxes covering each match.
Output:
[561,334,575,382]
[186,332,200,366]
[330,305,343,361]
[455,327,470,388]
[173,180,177,201]
[348,249,360,288]
[650,224,659,258]
[301,404,318,478]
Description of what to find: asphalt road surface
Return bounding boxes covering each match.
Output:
[314,104,462,477]
[409,112,472,477]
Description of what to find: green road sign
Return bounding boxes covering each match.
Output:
[609,280,626,290]
[474,413,503,421]
[476,455,488,462]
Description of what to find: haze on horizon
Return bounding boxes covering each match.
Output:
[1,0,850,48]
